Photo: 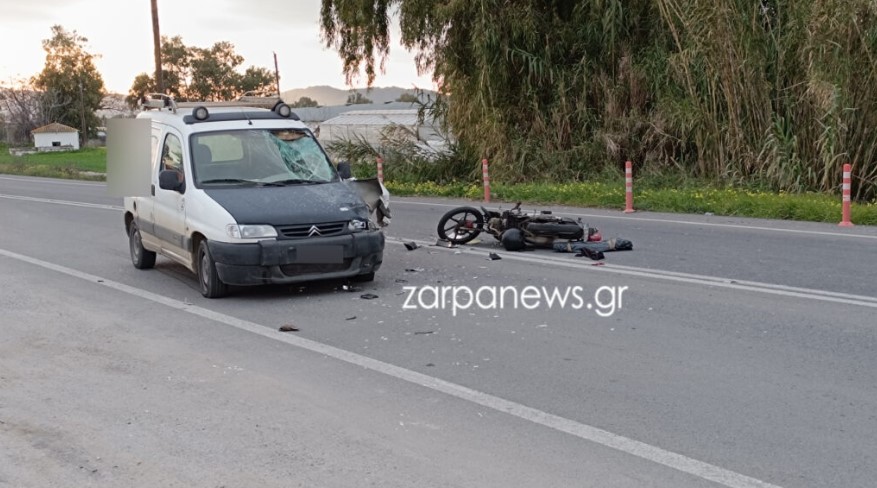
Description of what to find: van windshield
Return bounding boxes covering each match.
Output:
[191,129,337,186]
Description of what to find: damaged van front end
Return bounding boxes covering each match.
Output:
[201,178,388,286]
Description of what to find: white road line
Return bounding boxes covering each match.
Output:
[395,199,877,239]
[0,193,123,211]
[387,238,877,308]
[0,175,105,186]
[0,246,782,488]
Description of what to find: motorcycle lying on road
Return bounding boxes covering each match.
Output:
[436,202,600,251]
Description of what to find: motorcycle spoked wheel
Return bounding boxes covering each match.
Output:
[437,206,485,244]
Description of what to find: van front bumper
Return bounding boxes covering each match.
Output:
[208,231,384,286]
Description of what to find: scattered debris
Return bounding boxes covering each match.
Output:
[556,238,633,252]
[97,279,104,283]
[705,212,714,216]
[536,324,548,328]
[342,284,361,292]
[575,247,605,261]
[469,239,481,245]
[405,267,425,273]
[426,363,435,367]
[345,316,357,321]
[488,253,502,261]
[278,324,300,332]
[592,262,605,266]
[435,239,455,248]
[404,241,419,251]
[360,293,379,300]
[395,278,408,283]
[414,331,435,335]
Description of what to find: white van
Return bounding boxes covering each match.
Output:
[123,95,389,298]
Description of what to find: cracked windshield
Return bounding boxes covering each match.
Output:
[192,129,336,186]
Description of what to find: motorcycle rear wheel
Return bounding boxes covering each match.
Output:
[437,206,484,244]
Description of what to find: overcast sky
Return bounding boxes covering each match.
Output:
[0,0,435,94]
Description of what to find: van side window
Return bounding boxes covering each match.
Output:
[160,133,184,177]
[150,135,159,168]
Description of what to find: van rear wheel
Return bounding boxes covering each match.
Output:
[129,222,156,269]
[197,240,228,298]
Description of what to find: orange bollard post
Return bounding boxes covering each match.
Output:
[624,161,635,213]
[839,163,854,227]
[482,158,491,203]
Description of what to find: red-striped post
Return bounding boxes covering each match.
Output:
[482,158,491,203]
[839,163,854,227]
[624,160,635,213]
[376,156,384,185]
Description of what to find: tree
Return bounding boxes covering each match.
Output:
[346,91,372,104]
[125,73,154,109]
[33,25,106,143]
[291,96,319,108]
[126,36,275,106]
[1,82,68,144]
[239,66,276,95]
[319,1,662,180]
[188,41,244,101]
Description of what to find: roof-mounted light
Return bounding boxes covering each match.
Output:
[192,105,210,121]
[274,103,292,118]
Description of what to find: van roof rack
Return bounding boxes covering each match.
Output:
[141,93,286,113]
[141,93,177,112]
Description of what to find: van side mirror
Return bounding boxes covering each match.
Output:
[159,169,185,192]
[337,161,352,180]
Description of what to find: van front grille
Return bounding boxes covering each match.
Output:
[275,221,346,239]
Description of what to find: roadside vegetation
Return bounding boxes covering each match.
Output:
[321,0,877,201]
[326,132,877,225]
[0,144,106,181]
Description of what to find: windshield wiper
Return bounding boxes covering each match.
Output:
[200,178,292,187]
[200,178,261,186]
[269,178,329,185]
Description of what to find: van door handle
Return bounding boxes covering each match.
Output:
[151,184,155,196]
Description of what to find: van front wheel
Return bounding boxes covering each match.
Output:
[197,240,228,298]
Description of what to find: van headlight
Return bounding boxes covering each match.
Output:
[348,219,369,232]
[226,224,277,239]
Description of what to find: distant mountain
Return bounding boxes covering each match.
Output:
[280,85,436,107]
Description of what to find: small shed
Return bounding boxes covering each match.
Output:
[31,122,80,151]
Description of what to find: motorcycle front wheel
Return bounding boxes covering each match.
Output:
[437,206,484,244]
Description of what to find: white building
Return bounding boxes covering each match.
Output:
[31,122,80,151]
[319,109,443,146]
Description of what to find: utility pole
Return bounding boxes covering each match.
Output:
[78,77,87,147]
[151,0,163,93]
[273,52,281,97]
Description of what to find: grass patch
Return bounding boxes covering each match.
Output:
[0,143,107,181]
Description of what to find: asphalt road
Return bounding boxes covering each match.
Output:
[1,174,876,488]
